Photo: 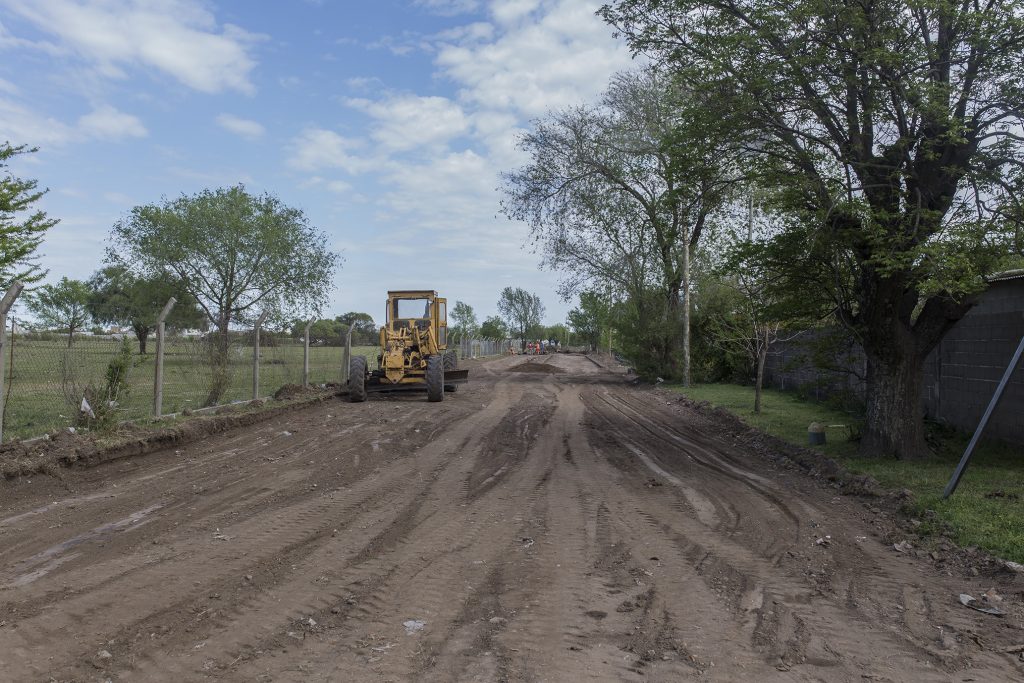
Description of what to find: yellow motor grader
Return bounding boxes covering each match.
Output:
[348,290,468,402]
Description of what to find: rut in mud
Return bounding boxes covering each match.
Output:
[0,354,1021,682]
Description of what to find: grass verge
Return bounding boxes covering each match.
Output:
[667,383,1024,564]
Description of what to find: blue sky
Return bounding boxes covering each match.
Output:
[0,0,635,326]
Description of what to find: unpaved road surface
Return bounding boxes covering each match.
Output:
[2,354,1022,682]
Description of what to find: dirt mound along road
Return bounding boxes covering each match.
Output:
[0,352,1020,681]
[507,358,565,374]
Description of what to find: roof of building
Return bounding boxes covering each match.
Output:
[989,269,1024,283]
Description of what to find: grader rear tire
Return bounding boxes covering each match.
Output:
[426,354,444,402]
[349,355,367,402]
[443,349,458,370]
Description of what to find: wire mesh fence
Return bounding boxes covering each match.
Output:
[0,321,514,443]
[455,337,517,359]
[0,324,381,442]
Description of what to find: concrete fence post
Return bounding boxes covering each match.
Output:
[253,310,270,401]
[0,281,25,443]
[342,324,353,385]
[152,297,177,418]
[302,319,314,388]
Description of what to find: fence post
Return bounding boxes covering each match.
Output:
[342,324,353,385]
[152,297,177,418]
[253,310,269,401]
[0,281,25,443]
[943,329,1024,499]
[302,319,314,388]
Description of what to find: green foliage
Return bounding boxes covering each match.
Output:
[610,288,682,379]
[497,287,545,343]
[26,277,91,346]
[690,277,751,383]
[336,312,377,345]
[110,185,339,329]
[0,143,59,285]
[602,0,1024,456]
[449,300,479,339]
[567,291,608,350]
[479,315,508,339]
[87,265,204,353]
[110,185,340,405]
[79,337,136,430]
[501,69,739,382]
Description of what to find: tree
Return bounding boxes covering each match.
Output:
[87,265,204,353]
[0,143,59,285]
[479,315,508,339]
[110,185,339,405]
[602,0,1024,458]
[336,312,377,345]
[449,300,479,340]
[27,277,91,346]
[497,287,545,349]
[502,70,737,383]
[567,291,609,350]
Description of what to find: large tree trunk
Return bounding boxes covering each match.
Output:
[860,338,928,459]
[134,324,150,354]
[204,316,231,407]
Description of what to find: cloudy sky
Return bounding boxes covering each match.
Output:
[0,0,635,325]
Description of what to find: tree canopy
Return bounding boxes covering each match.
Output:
[27,277,91,346]
[110,185,340,404]
[0,143,58,285]
[449,300,479,340]
[601,0,1024,457]
[479,315,509,339]
[502,69,737,382]
[87,265,204,353]
[497,287,545,345]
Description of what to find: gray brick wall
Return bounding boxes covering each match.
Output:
[763,277,1024,445]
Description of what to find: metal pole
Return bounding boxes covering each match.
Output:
[253,310,269,401]
[342,324,353,385]
[944,330,1024,498]
[0,281,25,443]
[153,297,177,418]
[302,319,313,388]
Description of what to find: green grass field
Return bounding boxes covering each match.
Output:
[2,336,379,440]
[668,383,1024,563]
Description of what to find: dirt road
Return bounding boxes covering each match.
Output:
[1,354,1021,681]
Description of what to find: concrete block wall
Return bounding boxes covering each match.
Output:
[762,277,1024,445]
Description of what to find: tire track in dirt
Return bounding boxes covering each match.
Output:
[1,353,1020,682]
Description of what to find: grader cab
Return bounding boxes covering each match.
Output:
[348,290,468,402]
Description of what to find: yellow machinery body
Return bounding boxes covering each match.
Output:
[348,290,467,402]
[379,290,448,384]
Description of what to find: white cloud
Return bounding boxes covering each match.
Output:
[0,97,74,146]
[216,113,265,140]
[78,104,148,140]
[286,128,369,174]
[436,0,633,118]
[415,0,481,15]
[346,94,469,152]
[0,0,262,94]
[491,0,543,25]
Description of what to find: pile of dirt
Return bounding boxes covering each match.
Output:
[508,361,564,374]
[0,389,339,480]
[274,383,310,400]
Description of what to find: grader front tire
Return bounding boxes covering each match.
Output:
[349,355,367,402]
[426,354,444,402]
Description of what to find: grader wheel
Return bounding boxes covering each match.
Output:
[426,354,444,402]
[349,355,367,402]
